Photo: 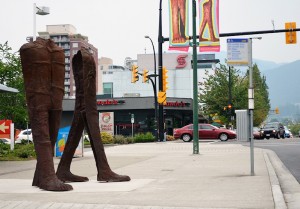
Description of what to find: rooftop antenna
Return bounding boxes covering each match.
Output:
[271,19,275,31]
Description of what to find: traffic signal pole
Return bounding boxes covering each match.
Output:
[158,0,164,142]
[192,0,199,154]
[157,0,299,145]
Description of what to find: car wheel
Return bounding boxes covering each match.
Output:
[276,132,280,139]
[219,133,228,141]
[182,134,192,142]
[281,134,285,139]
[266,137,270,140]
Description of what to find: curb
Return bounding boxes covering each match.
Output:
[263,150,287,209]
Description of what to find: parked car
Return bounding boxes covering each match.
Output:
[15,129,33,144]
[260,122,285,139]
[0,138,11,144]
[253,127,262,139]
[173,124,236,142]
[284,126,291,138]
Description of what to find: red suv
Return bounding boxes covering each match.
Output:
[173,124,236,142]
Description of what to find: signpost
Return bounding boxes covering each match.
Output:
[227,38,257,176]
[227,38,249,66]
[131,114,134,137]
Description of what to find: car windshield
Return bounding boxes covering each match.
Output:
[264,123,278,128]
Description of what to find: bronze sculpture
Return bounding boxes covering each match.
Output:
[20,38,72,191]
[20,39,130,192]
[57,48,130,183]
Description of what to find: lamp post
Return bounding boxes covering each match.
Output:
[158,0,164,142]
[33,3,50,41]
[145,35,158,141]
[248,36,262,176]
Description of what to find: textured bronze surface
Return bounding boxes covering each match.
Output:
[57,48,130,183]
[20,38,72,191]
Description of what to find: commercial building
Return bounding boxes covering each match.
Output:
[61,52,217,136]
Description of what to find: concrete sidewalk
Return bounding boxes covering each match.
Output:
[0,141,298,209]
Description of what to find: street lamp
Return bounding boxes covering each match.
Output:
[248,36,262,176]
[145,35,158,141]
[33,3,50,41]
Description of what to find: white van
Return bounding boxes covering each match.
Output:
[15,129,33,143]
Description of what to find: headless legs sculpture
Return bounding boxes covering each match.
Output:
[20,38,72,191]
[56,48,130,183]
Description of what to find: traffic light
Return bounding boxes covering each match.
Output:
[275,107,279,114]
[131,65,139,83]
[142,69,149,83]
[285,22,297,44]
[228,104,232,109]
[158,91,166,105]
[162,66,168,92]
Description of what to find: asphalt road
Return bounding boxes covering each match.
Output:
[220,138,300,184]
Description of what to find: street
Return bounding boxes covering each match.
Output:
[221,137,300,184]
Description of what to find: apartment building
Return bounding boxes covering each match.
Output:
[38,24,98,98]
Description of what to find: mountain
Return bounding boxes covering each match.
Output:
[263,60,300,117]
[214,51,284,72]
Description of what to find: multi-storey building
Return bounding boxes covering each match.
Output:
[38,24,98,98]
[61,53,218,136]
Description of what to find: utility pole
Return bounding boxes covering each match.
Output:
[192,0,199,154]
[158,0,164,142]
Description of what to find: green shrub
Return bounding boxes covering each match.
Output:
[0,143,36,161]
[134,132,155,143]
[14,144,36,159]
[0,143,11,157]
[113,135,135,144]
[101,132,114,144]
[126,136,134,144]
[113,135,127,144]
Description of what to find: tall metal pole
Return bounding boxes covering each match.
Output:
[248,38,254,176]
[192,0,199,154]
[228,66,232,124]
[33,3,37,41]
[158,0,164,142]
[145,36,158,141]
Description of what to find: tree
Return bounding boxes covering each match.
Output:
[199,63,270,126]
[0,42,27,128]
[251,64,270,126]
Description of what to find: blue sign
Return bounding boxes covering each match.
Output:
[227,38,250,66]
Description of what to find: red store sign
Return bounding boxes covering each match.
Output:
[176,54,188,69]
[164,101,190,107]
[97,99,125,106]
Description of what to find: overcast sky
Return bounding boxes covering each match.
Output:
[1,0,299,65]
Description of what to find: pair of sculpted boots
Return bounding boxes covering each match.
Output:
[20,38,130,191]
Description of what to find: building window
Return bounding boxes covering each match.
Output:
[103,83,113,97]
[72,43,78,48]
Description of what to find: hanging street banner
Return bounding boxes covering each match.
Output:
[227,38,250,66]
[168,0,189,52]
[99,112,114,135]
[199,0,220,52]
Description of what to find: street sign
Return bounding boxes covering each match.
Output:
[0,120,11,134]
[227,38,249,66]
[285,22,297,44]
